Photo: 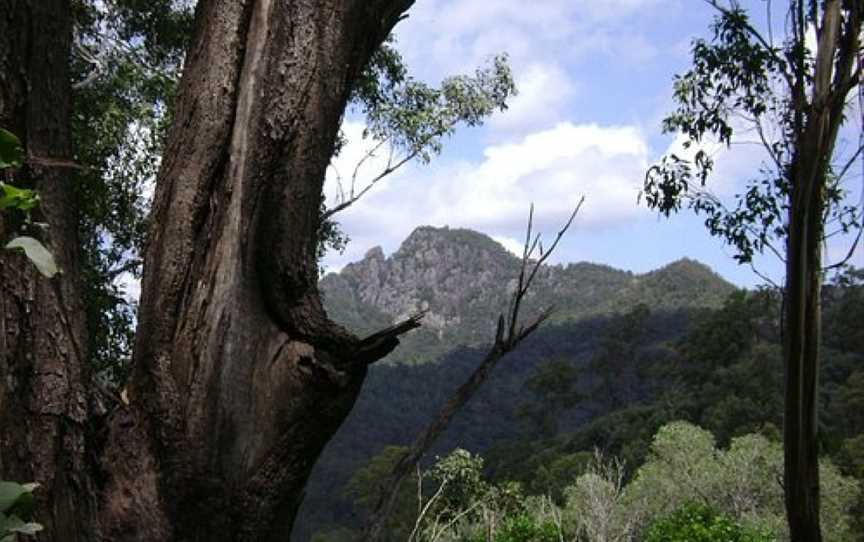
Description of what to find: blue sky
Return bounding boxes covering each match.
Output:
[321,0,863,288]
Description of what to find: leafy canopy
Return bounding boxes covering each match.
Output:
[642,2,860,264]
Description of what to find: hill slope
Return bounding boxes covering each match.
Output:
[291,227,740,540]
[320,226,735,363]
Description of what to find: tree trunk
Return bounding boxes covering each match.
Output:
[0,1,98,541]
[95,1,418,540]
[783,161,824,542]
[3,1,419,541]
[782,2,859,540]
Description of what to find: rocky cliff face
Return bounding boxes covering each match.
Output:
[320,226,736,363]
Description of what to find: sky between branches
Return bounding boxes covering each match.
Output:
[322,0,863,287]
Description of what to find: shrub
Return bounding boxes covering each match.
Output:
[644,502,775,542]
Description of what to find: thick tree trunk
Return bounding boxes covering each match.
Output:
[94,1,416,540]
[0,1,98,541]
[4,1,419,541]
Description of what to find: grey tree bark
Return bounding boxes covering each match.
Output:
[0,1,98,540]
[783,2,861,540]
[1,1,420,540]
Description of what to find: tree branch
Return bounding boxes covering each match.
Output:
[702,0,794,89]
[322,116,464,220]
[354,310,427,366]
[361,200,583,541]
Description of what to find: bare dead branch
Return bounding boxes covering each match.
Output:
[361,200,583,541]
[354,310,427,366]
[824,226,863,270]
[322,148,417,219]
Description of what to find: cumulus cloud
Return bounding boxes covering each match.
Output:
[395,0,668,80]
[424,122,650,229]
[487,63,578,135]
[322,121,654,270]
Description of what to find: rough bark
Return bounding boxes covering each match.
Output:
[94,1,417,540]
[3,0,420,541]
[0,1,98,541]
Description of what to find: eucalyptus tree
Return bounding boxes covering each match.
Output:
[642,1,862,540]
[0,1,515,540]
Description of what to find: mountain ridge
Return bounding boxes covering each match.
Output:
[321,226,736,363]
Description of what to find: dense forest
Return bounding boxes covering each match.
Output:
[294,234,864,541]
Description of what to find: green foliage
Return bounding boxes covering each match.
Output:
[563,451,633,542]
[644,502,775,542]
[518,358,580,435]
[0,130,60,278]
[428,449,488,512]
[823,267,864,355]
[626,421,860,541]
[642,4,859,264]
[328,415,862,541]
[0,183,39,212]
[306,276,864,539]
[0,482,42,541]
[487,515,559,542]
[588,303,651,410]
[343,446,416,542]
[71,0,190,385]
[0,129,24,168]
[359,53,515,163]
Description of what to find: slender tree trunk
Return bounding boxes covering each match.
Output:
[782,3,860,540]
[0,2,98,541]
[784,168,824,542]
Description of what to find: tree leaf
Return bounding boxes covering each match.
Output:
[0,183,39,211]
[0,482,28,514]
[0,129,23,168]
[5,237,60,278]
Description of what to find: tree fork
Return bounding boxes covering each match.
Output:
[98,1,419,540]
[4,0,422,540]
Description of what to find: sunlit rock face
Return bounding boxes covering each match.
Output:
[320,226,735,364]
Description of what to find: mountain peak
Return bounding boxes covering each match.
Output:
[650,257,726,281]
[396,226,513,260]
[321,226,736,362]
[363,246,385,261]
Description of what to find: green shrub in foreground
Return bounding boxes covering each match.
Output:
[464,514,559,542]
[644,502,775,542]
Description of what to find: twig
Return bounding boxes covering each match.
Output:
[360,200,584,541]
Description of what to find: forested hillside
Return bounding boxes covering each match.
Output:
[320,226,735,363]
[289,229,864,541]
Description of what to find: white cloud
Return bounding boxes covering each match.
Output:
[491,235,525,256]
[425,122,650,228]
[487,63,577,135]
[322,121,654,270]
[323,121,405,210]
[395,0,668,81]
